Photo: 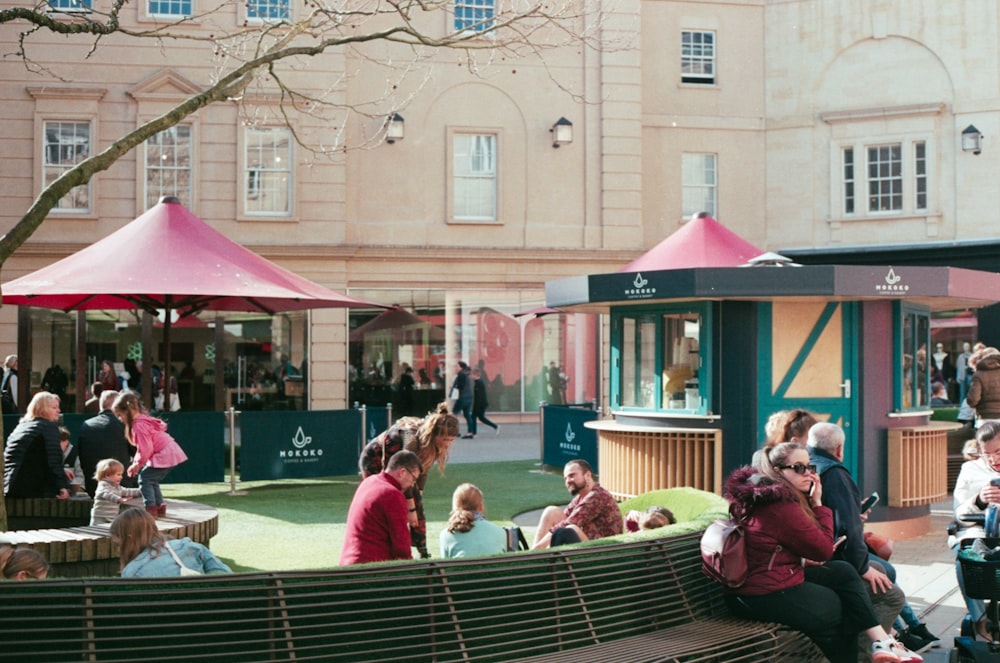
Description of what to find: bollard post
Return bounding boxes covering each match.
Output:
[228,406,247,495]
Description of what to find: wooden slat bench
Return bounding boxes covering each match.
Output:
[2,498,219,577]
[0,530,823,662]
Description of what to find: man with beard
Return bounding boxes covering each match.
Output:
[531,459,622,549]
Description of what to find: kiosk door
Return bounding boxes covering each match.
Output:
[758,301,858,474]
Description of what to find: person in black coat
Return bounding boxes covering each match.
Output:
[3,391,70,499]
[76,390,135,497]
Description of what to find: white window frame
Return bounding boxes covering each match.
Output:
[43,120,92,213]
[454,0,495,34]
[245,0,290,23]
[47,0,91,12]
[681,30,716,85]
[147,0,192,18]
[681,153,717,219]
[244,126,292,217]
[451,132,498,222]
[836,137,933,219]
[143,125,193,210]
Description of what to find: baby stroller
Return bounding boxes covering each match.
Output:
[952,525,1000,661]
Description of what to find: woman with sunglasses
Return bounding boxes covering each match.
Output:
[723,442,920,663]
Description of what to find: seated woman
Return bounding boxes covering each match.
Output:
[952,420,1000,639]
[2,391,70,499]
[440,483,507,558]
[0,547,50,580]
[110,509,232,577]
[723,442,920,663]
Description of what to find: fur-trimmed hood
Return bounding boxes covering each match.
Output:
[724,465,801,520]
[975,351,1000,372]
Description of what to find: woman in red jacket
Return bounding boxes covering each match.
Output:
[723,442,920,663]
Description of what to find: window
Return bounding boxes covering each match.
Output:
[245,126,291,215]
[613,305,708,413]
[48,0,91,11]
[144,125,192,209]
[915,141,927,210]
[843,148,855,215]
[839,139,930,218]
[897,303,931,411]
[453,133,496,221]
[681,31,715,84]
[867,144,902,212]
[454,0,494,33]
[682,153,717,218]
[148,0,191,17]
[247,0,289,21]
[43,121,91,212]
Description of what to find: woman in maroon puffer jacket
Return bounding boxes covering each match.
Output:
[722,442,916,663]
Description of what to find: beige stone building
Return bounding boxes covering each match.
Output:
[0,0,993,414]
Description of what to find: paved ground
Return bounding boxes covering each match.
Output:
[450,421,967,661]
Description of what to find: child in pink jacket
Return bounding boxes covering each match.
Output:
[112,391,187,518]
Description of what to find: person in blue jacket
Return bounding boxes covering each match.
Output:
[110,508,232,577]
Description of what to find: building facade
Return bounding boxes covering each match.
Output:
[0,0,993,414]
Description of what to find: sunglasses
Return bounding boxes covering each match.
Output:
[776,463,816,475]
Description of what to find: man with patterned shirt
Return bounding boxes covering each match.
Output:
[531,459,623,549]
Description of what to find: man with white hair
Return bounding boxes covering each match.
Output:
[807,422,910,661]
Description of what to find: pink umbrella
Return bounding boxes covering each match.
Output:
[3,196,385,408]
[619,215,764,273]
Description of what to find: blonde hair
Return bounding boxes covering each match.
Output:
[0,547,50,580]
[446,483,485,533]
[110,508,165,571]
[94,458,125,481]
[22,391,58,423]
[111,391,145,444]
[411,402,460,476]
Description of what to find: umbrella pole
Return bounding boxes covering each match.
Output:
[163,303,172,412]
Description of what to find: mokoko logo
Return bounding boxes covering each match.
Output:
[624,272,657,299]
[560,422,581,454]
[279,425,323,461]
[874,267,909,294]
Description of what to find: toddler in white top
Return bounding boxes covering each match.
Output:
[90,458,142,526]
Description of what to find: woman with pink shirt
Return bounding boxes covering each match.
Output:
[112,391,187,517]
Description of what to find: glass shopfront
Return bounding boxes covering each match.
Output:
[347,289,600,415]
[23,308,307,412]
[16,289,597,415]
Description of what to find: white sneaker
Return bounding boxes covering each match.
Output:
[891,639,923,663]
[495,425,501,436]
[871,639,902,663]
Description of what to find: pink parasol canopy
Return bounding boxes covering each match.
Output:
[3,197,384,408]
[619,215,764,273]
[2,197,381,316]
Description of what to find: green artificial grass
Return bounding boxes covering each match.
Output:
[161,460,568,572]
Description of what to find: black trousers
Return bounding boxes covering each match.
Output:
[725,560,877,663]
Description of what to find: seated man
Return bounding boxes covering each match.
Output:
[532,459,623,549]
[807,423,912,662]
[339,450,422,566]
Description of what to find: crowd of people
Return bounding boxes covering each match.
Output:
[7,350,997,663]
[2,380,207,581]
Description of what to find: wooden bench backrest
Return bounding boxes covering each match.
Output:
[0,531,722,662]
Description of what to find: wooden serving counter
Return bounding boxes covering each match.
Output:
[586,420,723,500]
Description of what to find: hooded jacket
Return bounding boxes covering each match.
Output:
[723,466,835,596]
[968,352,1000,420]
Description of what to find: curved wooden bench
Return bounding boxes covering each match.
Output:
[0,530,822,662]
[1,498,219,578]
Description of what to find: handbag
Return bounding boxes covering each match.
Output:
[164,541,203,576]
